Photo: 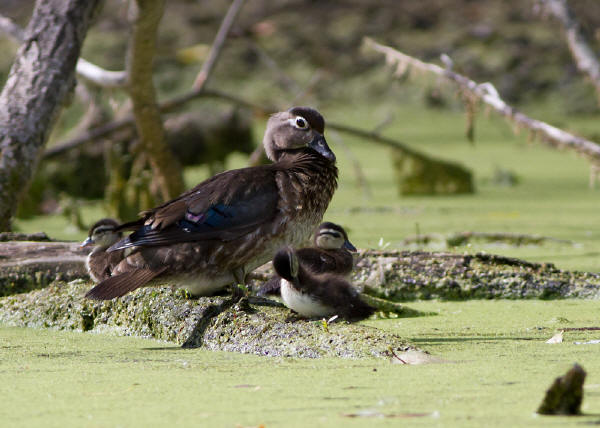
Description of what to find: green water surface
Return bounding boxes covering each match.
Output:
[3,300,600,427]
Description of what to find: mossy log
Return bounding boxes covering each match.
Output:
[1,241,599,300]
[351,250,600,300]
[0,281,413,358]
[2,242,600,357]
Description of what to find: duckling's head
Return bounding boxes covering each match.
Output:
[315,222,357,251]
[272,246,299,282]
[263,107,335,163]
[81,218,122,250]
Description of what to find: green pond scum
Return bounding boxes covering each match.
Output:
[2,299,600,427]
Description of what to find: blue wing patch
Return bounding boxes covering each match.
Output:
[108,197,276,251]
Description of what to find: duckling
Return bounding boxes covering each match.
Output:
[273,246,374,321]
[81,218,124,282]
[85,107,338,300]
[257,222,356,296]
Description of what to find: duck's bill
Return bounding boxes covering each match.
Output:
[308,135,336,162]
[343,240,357,252]
[80,237,94,248]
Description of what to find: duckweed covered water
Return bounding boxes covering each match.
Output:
[3,299,600,427]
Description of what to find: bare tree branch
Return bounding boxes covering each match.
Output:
[192,0,246,90]
[364,37,600,166]
[46,86,439,166]
[43,87,276,159]
[0,0,103,231]
[44,115,134,158]
[0,12,127,88]
[539,0,600,103]
[127,0,184,200]
[76,59,127,88]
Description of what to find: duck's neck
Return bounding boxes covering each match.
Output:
[276,151,338,215]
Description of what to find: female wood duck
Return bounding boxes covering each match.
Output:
[272,246,374,320]
[85,107,338,300]
[81,218,125,282]
[257,222,356,296]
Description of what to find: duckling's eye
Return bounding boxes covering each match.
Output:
[294,117,308,129]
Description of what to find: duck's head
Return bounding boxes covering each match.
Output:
[272,246,299,282]
[263,106,335,163]
[315,222,357,251]
[81,218,122,250]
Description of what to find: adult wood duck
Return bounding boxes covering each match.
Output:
[257,222,356,296]
[81,218,125,283]
[85,107,338,300]
[272,246,374,320]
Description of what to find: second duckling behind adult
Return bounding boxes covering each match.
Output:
[273,246,374,321]
[257,221,356,296]
[81,218,125,282]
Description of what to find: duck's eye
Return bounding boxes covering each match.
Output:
[294,117,308,129]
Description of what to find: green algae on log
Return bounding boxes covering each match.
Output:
[351,250,600,300]
[1,239,600,300]
[0,280,412,359]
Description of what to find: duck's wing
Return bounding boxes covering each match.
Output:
[109,166,280,251]
[296,248,354,275]
[308,274,374,321]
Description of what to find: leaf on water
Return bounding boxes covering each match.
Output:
[546,330,564,344]
[390,348,450,365]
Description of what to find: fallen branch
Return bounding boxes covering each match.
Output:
[0,13,127,88]
[539,0,600,103]
[364,37,600,169]
[192,0,246,90]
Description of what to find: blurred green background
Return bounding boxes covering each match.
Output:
[2,0,599,271]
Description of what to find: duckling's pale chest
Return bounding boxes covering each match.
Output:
[280,279,335,317]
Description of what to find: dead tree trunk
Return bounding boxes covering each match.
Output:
[0,0,102,231]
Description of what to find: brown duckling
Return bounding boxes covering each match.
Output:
[272,246,374,321]
[257,222,356,296]
[81,218,124,283]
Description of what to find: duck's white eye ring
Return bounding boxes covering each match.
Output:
[292,116,308,129]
